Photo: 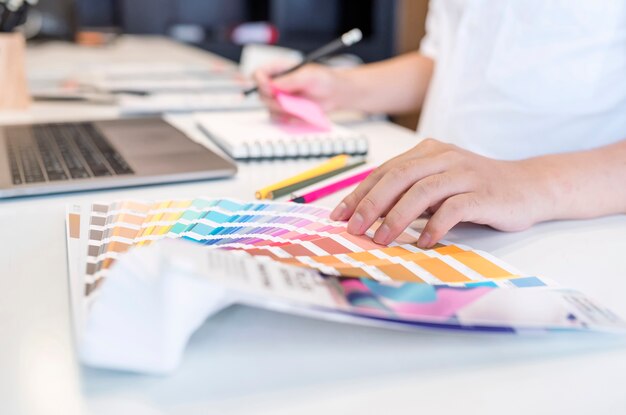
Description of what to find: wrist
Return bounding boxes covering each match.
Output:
[515,157,563,224]
[331,67,367,112]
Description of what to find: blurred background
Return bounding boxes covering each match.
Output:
[65,0,428,62]
[25,0,428,127]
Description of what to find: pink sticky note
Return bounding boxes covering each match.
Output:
[273,90,332,131]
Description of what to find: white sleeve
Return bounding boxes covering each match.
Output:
[419,0,442,60]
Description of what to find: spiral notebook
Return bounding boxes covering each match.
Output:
[195,111,368,160]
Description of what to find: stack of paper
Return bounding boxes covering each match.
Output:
[117,92,262,114]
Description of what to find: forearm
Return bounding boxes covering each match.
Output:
[333,52,434,115]
[525,139,626,221]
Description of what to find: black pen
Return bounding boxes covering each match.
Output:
[243,28,363,96]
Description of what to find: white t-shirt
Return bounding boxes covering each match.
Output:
[417,0,626,160]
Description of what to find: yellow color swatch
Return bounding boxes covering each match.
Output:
[451,251,512,279]
[378,264,425,282]
[418,257,471,283]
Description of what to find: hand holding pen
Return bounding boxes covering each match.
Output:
[244,28,362,96]
[252,29,363,124]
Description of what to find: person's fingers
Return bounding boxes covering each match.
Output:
[253,69,276,98]
[271,70,311,94]
[417,193,480,248]
[330,152,422,221]
[330,160,405,222]
[272,63,335,94]
[428,200,445,215]
[372,173,472,245]
[345,156,453,235]
[330,139,452,222]
[262,97,286,115]
[253,60,298,95]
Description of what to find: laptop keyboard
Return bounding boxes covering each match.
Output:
[6,123,134,185]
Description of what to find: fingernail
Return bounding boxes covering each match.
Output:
[347,212,364,234]
[373,223,391,245]
[417,232,432,249]
[330,202,348,220]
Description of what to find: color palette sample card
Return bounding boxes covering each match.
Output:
[66,198,626,373]
[81,239,626,374]
[106,239,624,334]
[67,198,545,296]
[66,197,625,338]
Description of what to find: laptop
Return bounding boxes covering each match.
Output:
[0,118,237,198]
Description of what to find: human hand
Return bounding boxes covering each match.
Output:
[253,62,345,121]
[330,139,553,248]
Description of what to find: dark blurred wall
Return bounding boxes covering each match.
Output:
[77,0,117,27]
[75,0,392,62]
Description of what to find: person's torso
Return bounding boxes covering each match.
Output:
[418,0,626,159]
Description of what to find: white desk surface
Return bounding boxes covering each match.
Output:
[1,36,625,415]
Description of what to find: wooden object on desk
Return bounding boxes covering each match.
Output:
[0,32,31,111]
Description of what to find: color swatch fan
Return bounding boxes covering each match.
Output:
[66,197,624,333]
[68,198,544,295]
[65,198,626,373]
